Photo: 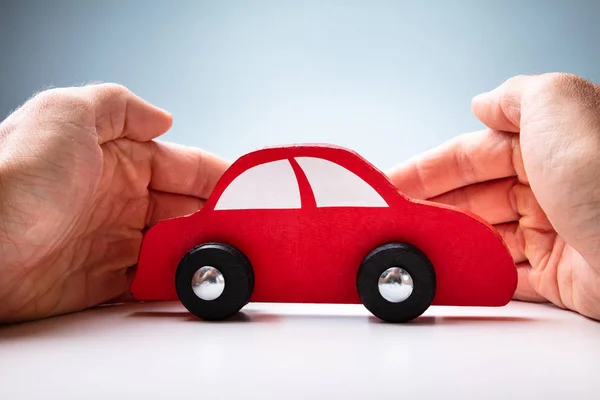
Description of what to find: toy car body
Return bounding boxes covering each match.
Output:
[130,144,517,322]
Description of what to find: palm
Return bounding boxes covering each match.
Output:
[0,84,228,323]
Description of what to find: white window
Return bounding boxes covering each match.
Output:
[214,159,301,210]
[295,157,388,207]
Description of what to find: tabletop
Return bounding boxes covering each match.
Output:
[1,300,598,399]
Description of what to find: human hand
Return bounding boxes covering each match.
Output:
[0,84,229,323]
[388,73,600,320]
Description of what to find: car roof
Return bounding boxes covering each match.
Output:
[207,143,405,204]
[237,143,370,166]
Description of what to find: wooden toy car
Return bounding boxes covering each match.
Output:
[130,144,517,322]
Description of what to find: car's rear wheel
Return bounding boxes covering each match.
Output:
[356,242,436,323]
[175,242,255,321]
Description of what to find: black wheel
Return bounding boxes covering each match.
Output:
[175,242,254,321]
[356,242,436,323]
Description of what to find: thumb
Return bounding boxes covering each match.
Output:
[471,75,532,133]
[80,83,173,144]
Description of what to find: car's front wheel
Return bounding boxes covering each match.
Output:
[356,242,436,323]
[175,242,255,321]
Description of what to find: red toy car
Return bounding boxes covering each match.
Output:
[130,144,517,322]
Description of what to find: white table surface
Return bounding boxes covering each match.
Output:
[0,300,598,399]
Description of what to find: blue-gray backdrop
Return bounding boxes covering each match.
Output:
[1,0,598,168]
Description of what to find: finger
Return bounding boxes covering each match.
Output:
[471,75,532,133]
[146,189,206,227]
[81,83,173,144]
[494,222,527,264]
[149,141,230,199]
[386,129,518,199]
[513,262,548,303]
[429,177,519,225]
[511,182,557,270]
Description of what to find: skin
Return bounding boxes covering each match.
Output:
[388,73,600,321]
[1,73,599,324]
[0,84,229,324]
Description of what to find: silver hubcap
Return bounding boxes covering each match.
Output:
[378,267,414,303]
[192,266,225,301]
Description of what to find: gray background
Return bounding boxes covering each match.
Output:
[1,0,599,168]
[1,3,600,398]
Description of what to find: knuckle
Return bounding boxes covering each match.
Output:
[505,74,529,85]
[498,89,519,111]
[89,83,131,136]
[94,83,131,100]
[30,88,61,109]
[493,75,530,125]
[30,87,93,115]
[538,72,584,94]
[536,73,600,110]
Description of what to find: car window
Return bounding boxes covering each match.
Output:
[214,159,301,210]
[295,157,388,207]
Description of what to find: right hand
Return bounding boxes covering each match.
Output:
[388,73,600,320]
